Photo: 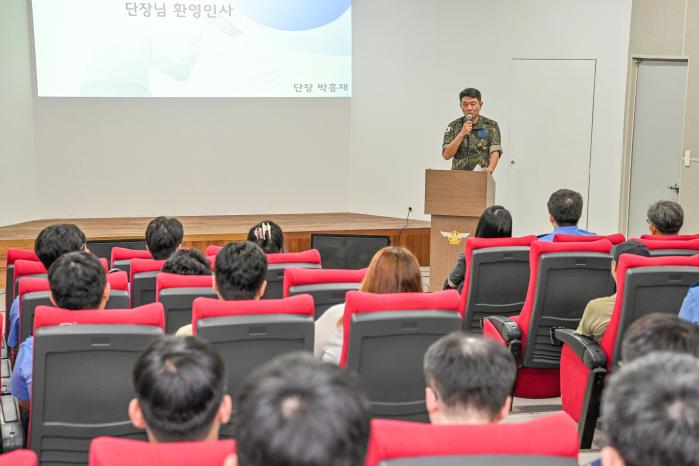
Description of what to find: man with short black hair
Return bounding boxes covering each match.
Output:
[539,189,595,241]
[10,251,110,412]
[576,240,651,342]
[601,352,699,466]
[622,313,699,362]
[162,248,211,276]
[229,352,371,466]
[145,216,184,260]
[129,336,232,442]
[423,332,516,424]
[7,224,87,349]
[647,200,684,236]
[442,87,503,174]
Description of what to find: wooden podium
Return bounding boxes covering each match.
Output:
[424,169,495,291]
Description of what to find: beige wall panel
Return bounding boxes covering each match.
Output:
[629,0,686,56]
[680,0,699,232]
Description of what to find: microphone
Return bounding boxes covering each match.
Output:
[396,207,413,246]
[465,113,473,121]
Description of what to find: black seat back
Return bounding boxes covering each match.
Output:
[287,282,361,319]
[648,249,698,257]
[345,310,462,422]
[463,246,530,333]
[522,252,614,368]
[131,272,159,307]
[263,263,321,299]
[160,288,218,334]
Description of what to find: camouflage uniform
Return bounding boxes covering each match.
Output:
[442,115,503,170]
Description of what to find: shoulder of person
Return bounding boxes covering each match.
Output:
[444,116,465,133]
[479,115,499,127]
[690,280,699,290]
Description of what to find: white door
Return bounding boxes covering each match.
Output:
[507,59,596,237]
[627,60,687,238]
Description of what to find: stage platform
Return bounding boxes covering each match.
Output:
[0,213,431,288]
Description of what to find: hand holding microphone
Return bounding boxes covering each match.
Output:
[460,113,474,137]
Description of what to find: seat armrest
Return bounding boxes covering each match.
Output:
[483,315,521,343]
[554,328,607,369]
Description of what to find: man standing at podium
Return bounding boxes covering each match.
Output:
[442,88,502,173]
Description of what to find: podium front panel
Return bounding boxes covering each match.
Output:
[428,215,479,291]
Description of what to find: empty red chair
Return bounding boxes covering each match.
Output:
[109,248,152,275]
[340,291,462,421]
[554,253,699,447]
[0,450,37,466]
[156,273,216,334]
[29,303,165,463]
[640,233,699,241]
[283,268,366,319]
[264,250,322,299]
[635,238,699,256]
[89,437,235,466]
[365,412,578,466]
[205,245,222,256]
[460,236,536,332]
[13,260,48,300]
[483,240,614,399]
[554,233,626,244]
[5,248,40,318]
[130,259,167,307]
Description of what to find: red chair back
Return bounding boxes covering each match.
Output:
[635,238,699,255]
[34,302,165,332]
[282,267,366,297]
[6,248,39,266]
[205,245,222,256]
[0,450,37,466]
[110,247,151,267]
[554,233,626,244]
[89,438,235,466]
[640,233,699,241]
[156,273,213,297]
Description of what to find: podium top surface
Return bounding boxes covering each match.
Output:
[424,169,495,217]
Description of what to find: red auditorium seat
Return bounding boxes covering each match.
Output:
[192,294,315,438]
[205,245,222,256]
[89,437,235,466]
[109,247,152,275]
[553,233,626,244]
[0,450,37,466]
[635,238,699,256]
[554,254,699,448]
[5,248,40,320]
[264,250,322,299]
[483,240,614,399]
[341,291,462,421]
[283,267,366,319]
[640,233,699,240]
[156,273,216,334]
[365,412,579,466]
[130,258,167,307]
[460,236,536,332]
[29,303,165,464]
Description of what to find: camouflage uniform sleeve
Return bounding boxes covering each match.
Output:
[489,121,503,156]
[442,121,459,149]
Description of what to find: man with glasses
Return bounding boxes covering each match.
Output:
[442,88,502,173]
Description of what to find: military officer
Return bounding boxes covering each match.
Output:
[442,88,502,173]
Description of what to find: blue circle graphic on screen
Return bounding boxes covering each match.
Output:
[230,0,351,31]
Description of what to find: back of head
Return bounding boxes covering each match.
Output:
[247,220,284,254]
[35,223,86,269]
[622,313,699,362]
[547,189,583,227]
[602,352,699,466]
[132,336,226,442]
[145,217,184,260]
[647,200,684,235]
[162,248,211,276]
[234,352,371,466]
[361,247,423,294]
[424,332,517,422]
[611,240,651,263]
[48,251,106,310]
[475,205,513,238]
[215,241,268,300]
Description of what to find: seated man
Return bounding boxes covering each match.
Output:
[7,223,86,349]
[622,313,699,362]
[228,352,371,466]
[128,336,232,442]
[161,248,211,276]
[678,278,699,325]
[538,189,595,241]
[601,352,699,466]
[176,241,267,335]
[423,332,517,424]
[646,200,684,236]
[576,240,650,342]
[145,216,184,260]
[10,251,110,412]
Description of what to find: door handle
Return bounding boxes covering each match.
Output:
[668,183,680,193]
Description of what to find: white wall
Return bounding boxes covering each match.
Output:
[0,0,37,226]
[350,0,632,234]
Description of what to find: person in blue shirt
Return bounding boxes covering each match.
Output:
[10,251,110,414]
[538,189,595,242]
[678,282,699,325]
[7,224,86,349]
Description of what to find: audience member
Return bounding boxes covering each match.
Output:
[7,223,86,349]
[678,281,699,325]
[622,313,699,362]
[444,205,512,291]
[575,240,650,342]
[175,241,268,335]
[129,336,231,442]
[229,352,371,466]
[539,189,595,241]
[161,248,211,276]
[247,220,284,254]
[10,251,110,412]
[145,216,183,260]
[314,246,423,363]
[601,352,699,466]
[646,200,684,236]
[423,332,516,424]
